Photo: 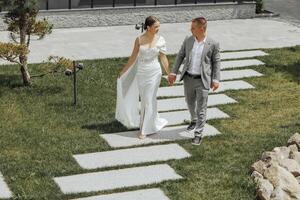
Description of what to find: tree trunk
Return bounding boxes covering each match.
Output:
[19,13,31,86]
[20,59,31,86]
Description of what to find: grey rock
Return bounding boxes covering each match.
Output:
[262,151,281,164]
[256,177,274,200]
[252,171,264,180]
[288,144,298,154]
[279,159,300,177]
[288,133,300,150]
[270,187,291,200]
[290,151,300,166]
[264,164,281,187]
[251,160,268,175]
[251,135,300,200]
[274,165,300,199]
[273,147,291,160]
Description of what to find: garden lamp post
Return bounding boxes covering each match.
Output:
[64,61,84,107]
[135,22,144,33]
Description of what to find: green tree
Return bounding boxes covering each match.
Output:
[0,0,52,86]
[256,0,264,13]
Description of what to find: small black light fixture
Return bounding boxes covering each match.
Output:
[135,22,144,33]
[64,61,84,107]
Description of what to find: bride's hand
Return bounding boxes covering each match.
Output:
[119,66,129,78]
[118,71,124,78]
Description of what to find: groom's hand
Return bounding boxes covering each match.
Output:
[211,81,219,92]
[168,74,176,86]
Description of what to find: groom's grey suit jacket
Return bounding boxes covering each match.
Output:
[172,36,221,90]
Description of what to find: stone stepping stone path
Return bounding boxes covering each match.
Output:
[163,69,263,84]
[157,80,255,97]
[220,50,268,60]
[161,108,229,126]
[220,69,263,80]
[73,143,191,170]
[221,59,264,70]
[71,188,170,200]
[100,124,220,148]
[0,173,12,199]
[156,94,237,112]
[54,164,182,194]
[52,50,267,199]
[178,59,264,72]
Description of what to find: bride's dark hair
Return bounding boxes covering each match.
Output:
[144,16,159,30]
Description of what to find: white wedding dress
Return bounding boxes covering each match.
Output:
[116,35,168,135]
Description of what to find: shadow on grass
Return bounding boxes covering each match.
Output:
[82,120,135,133]
[274,60,300,83]
[279,122,300,129]
[48,101,76,109]
[263,46,300,83]
[32,85,65,95]
[0,74,23,88]
[0,74,65,93]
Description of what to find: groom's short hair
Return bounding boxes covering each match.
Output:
[192,17,207,31]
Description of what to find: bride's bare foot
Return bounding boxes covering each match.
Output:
[138,133,146,139]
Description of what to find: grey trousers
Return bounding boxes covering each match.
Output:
[183,75,209,136]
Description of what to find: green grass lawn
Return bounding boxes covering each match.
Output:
[0,46,299,200]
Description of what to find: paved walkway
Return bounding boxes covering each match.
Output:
[0,18,300,64]
[265,0,300,27]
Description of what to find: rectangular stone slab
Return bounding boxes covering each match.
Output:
[221,59,264,70]
[157,80,255,97]
[100,124,220,148]
[178,59,264,72]
[220,69,263,80]
[0,173,12,199]
[221,50,268,60]
[73,143,191,169]
[163,69,263,84]
[54,164,182,194]
[160,108,229,126]
[71,188,170,200]
[156,94,237,112]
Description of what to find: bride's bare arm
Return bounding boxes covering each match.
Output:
[159,53,170,75]
[119,38,140,77]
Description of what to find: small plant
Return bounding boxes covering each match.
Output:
[31,56,74,78]
[256,0,264,14]
[0,0,53,86]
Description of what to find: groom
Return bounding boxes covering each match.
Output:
[168,17,220,145]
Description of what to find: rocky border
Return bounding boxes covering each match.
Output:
[251,133,300,200]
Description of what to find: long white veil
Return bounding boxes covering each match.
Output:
[115,61,140,128]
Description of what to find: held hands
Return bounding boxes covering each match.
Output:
[211,81,219,92]
[168,74,176,86]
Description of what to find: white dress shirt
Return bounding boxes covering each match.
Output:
[187,37,206,75]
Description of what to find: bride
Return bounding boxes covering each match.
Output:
[116,16,170,139]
